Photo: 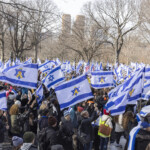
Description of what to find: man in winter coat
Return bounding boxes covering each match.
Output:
[60,110,74,150]
[40,116,61,150]
[20,131,37,150]
[39,109,49,131]
[78,110,98,150]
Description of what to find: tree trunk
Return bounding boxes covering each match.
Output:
[1,32,4,62]
[34,43,38,63]
[115,49,120,64]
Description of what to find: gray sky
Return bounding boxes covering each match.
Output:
[54,0,94,18]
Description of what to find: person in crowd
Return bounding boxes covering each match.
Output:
[123,111,137,150]
[133,107,150,150]
[78,109,98,150]
[0,110,7,144]
[113,114,124,148]
[12,136,23,150]
[98,109,113,150]
[39,116,61,150]
[60,110,74,150]
[9,104,21,136]
[20,131,37,150]
[39,109,49,131]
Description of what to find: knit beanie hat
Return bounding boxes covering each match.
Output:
[12,136,23,147]
[48,116,57,126]
[23,132,35,143]
[63,110,70,117]
[77,106,84,113]
[103,109,110,115]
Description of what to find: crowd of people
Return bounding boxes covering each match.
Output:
[0,69,150,150]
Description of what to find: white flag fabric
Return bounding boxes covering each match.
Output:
[38,61,56,72]
[0,64,38,89]
[142,67,150,100]
[106,68,144,116]
[55,74,94,110]
[91,71,114,89]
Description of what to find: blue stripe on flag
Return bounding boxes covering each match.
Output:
[55,75,86,91]
[128,94,141,102]
[145,76,150,80]
[0,93,6,98]
[38,61,55,68]
[60,92,93,109]
[91,83,114,88]
[0,76,37,88]
[142,94,150,100]
[48,66,61,74]
[114,94,126,106]
[91,72,113,76]
[144,83,150,88]
[47,77,65,88]
[110,105,126,114]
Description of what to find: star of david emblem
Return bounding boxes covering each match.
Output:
[14,68,25,79]
[99,77,105,83]
[72,87,80,96]
[48,75,54,81]
[129,89,135,97]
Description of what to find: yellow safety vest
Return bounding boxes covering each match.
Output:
[98,118,111,138]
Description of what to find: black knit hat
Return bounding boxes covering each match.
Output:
[23,132,35,143]
[48,116,57,126]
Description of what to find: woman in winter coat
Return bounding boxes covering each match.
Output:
[9,104,21,136]
[122,111,137,150]
[114,114,124,148]
[134,113,150,150]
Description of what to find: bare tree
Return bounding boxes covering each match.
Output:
[83,0,140,63]
[139,0,150,44]
[59,15,112,62]
[0,3,8,62]
[0,0,60,61]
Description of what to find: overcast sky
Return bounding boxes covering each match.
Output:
[54,0,94,19]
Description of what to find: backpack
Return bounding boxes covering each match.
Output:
[77,120,91,145]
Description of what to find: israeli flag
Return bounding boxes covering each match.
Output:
[142,67,150,100]
[43,66,64,90]
[37,58,41,65]
[91,71,114,89]
[55,74,94,110]
[36,85,44,105]
[106,68,144,116]
[0,64,38,89]
[76,61,83,74]
[38,61,55,72]
[24,58,32,64]
[100,62,103,70]
[4,59,11,69]
[56,58,61,66]
[0,91,7,111]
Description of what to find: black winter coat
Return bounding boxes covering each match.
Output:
[60,117,74,150]
[135,129,150,150]
[39,116,48,131]
[45,126,60,148]
[0,117,5,143]
[28,145,38,150]
[79,111,98,141]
